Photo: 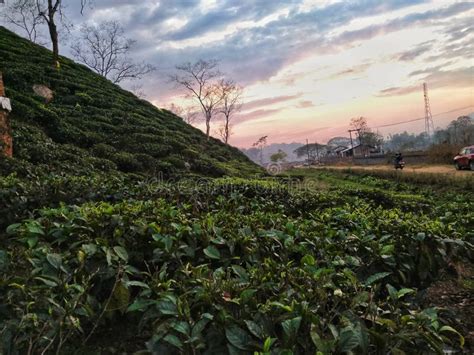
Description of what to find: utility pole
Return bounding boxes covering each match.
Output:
[0,71,13,157]
[306,139,311,165]
[314,141,320,164]
[348,129,360,157]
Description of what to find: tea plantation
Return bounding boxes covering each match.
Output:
[1,26,474,355]
[1,168,473,354]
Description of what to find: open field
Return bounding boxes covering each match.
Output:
[325,164,472,176]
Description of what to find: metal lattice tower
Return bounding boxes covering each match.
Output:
[423,83,434,136]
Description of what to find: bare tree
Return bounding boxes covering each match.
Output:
[170,59,223,140]
[35,0,90,66]
[217,79,242,144]
[71,21,154,84]
[349,116,383,150]
[2,0,44,43]
[35,0,62,66]
[252,135,268,165]
[167,103,199,125]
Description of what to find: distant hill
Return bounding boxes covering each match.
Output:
[0,27,260,177]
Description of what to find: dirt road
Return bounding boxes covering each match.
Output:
[328,164,473,176]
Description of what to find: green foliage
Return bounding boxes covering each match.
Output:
[270,149,287,163]
[0,170,472,353]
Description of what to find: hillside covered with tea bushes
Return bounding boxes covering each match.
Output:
[0,26,260,177]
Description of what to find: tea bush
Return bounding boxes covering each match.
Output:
[0,171,472,354]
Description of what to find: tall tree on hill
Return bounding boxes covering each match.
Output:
[35,0,90,66]
[1,0,44,43]
[71,21,155,84]
[171,59,223,140]
[217,79,242,144]
[36,0,61,66]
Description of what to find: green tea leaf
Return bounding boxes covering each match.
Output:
[127,299,156,312]
[6,223,21,235]
[225,325,252,350]
[203,245,220,260]
[46,253,62,270]
[157,300,178,315]
[126,280,150,289]
[282,316,302,342]
[263,337,276,352]
[244,320,265,339]
[232,265,249,281]
[440,325,465,347]
[365,272,391,285]
[26,222,45,236]
[397,288,415,299]
[113,246,129,262]
[34,277,58,287]
[172,321,190,335]
[338,327,359,352]
[163,334,183,349]
[301,254,315,266]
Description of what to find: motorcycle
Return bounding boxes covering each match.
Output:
[394,160,405,170]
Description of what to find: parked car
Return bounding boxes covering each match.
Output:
[453,145,474,170]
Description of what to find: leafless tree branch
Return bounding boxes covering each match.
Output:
[1,0,45,43]
[170,59,223,139]
[71,21,155,83]
[216,78,242,144]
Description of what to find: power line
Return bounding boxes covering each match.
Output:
[371,105,473,129]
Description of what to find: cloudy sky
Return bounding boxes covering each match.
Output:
[3,0,474,147]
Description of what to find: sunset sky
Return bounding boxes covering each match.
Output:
[3,0,473,147]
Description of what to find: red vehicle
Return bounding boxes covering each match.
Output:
[454,145,474,170]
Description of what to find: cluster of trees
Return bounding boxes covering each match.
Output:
[385,116,473,152]
[385,132,431,152]
[433,115,473,146]
[169,60,243,143]
[294,143,326,162]
[270,149,287,163]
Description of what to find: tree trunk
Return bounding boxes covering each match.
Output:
[224,116,229,144]
[48,20,59,66]
[46,0,60,67]
[205,114,211,140]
